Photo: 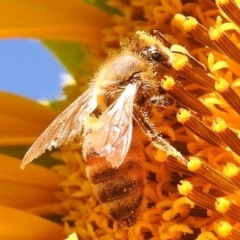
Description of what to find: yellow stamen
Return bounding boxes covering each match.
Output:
[187,157,201,171]
[215,78,229,92]
[212,117,227,132]
[215,221,232,238]
[215,197,230,213]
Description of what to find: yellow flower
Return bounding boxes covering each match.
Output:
[0,0,111,239]
[2,0,240,239]
[0,92,65,239]
[0,0,110,44]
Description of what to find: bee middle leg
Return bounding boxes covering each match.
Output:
[133,104,187,166]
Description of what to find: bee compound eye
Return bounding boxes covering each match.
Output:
[151,51,162,62]
[142,46,163,63]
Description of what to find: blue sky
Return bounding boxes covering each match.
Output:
[0,39,66,100]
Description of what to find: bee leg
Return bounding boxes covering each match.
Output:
[133,104,187,165]
[143,94,175,118]
[148,95,175,108]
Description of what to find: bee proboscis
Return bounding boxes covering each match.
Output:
[21,30,187,226]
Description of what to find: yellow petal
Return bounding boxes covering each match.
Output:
[0,92,58,145]
[0,205,65,239]
[0,0,111,44]
[0,26,105,45]
[0,154,63,210]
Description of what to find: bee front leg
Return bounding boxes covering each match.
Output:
[133,104,187,166]
[143,94,175,119]
[148,95,175,108]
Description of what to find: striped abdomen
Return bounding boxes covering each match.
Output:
[85,141,145,227]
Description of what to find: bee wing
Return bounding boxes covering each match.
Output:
[84,83,139,168]
[21,87,98,169]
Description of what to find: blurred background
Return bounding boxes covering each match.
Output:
[0,39,65,100]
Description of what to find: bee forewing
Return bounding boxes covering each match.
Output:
[84,83,139,168]
[21,87,98,169]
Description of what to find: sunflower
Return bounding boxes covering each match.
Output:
[1,0,240,239]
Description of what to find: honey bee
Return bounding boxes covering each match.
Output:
[21,31,186,227]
